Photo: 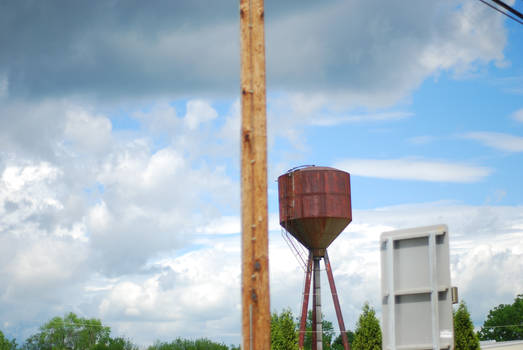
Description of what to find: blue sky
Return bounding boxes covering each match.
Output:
[0,0,522,347]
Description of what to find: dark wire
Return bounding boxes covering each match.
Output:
[476,0,523,25]
[491,0,523,20]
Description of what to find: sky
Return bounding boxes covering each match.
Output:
[0,0,522,347]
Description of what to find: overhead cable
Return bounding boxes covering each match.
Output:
[476,0,523,25]
[491,0,523,20]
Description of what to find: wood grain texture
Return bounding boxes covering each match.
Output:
[240,0,270,349]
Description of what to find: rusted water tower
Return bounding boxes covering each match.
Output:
[278,166,352,350]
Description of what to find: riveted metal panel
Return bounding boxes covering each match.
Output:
[278,166,351,253]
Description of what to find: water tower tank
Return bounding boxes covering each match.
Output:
[278,165,353,350]
[278,166,351,256]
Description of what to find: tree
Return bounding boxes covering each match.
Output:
[271,309,298,350]
[147,338,231,350]
[24,312,111,349]
[454,301,480,350]
[92,337,139,350]
[479,294,523,342]
[351,303,381,350]
[331,331,354,350]
[303,311,335,350]
[0,330,18,350]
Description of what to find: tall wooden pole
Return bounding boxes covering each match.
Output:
[240,0,270,350]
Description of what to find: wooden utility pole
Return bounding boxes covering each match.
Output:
[240,0,270,350]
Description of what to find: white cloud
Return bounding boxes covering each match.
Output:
[88,141,237,275]
[100,281,157,317]
[0,162,71,240]
[117,202,521,344]
[136,100,239,165]
[0,93,516,348]
[0,161,91,310]
[0,96,242,342]
[462,131,523,152]
[335,158,492,182]
[5,237,88,298]
[0,1,508,108]
[87,201,111,233]
[316,202,523,328]
[217,99,240,156]
[454,244,522,308]
[196,213,280,236]
[0,1,517,344]
[1,162,61,192]
[142,148,184,188]
[197,216,240,235]
[64,107,112,154]
[418,0,506,73]
[267,0,507,108]
[286,94,328,118]
[97,241,242,345]
[0,100,70,158]
[134,103,181,133]
[511,108,523,122]
[1,147,521,346]
[184,100,218,130]
[53,222,88,242]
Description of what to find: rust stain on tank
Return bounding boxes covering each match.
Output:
[278,166,352,254]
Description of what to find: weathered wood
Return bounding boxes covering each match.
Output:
[240,0,270,349]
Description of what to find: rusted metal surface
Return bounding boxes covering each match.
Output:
[299,253,313,350]
[279,166,352,350]
[297,250,352,350]
[313,257,323,350]
[278,166,352,254]
[325,251,350,350]
[312,262,318,350]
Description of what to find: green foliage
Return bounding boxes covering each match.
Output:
[303,311,334,350]
[454,301,480,350]
[478,294,523,342]
[147,338,231,350]
[271,309,298,350]
[351,303,381,350]
[23,312,112,350]
[331,331,354,350]
[0,330,18,350]
[92,337,139,350]
[10,311,236,350]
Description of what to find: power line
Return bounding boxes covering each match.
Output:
[476,0,523,25]
[491,0,523,20]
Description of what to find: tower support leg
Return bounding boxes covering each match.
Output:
[299,252,313,350]
[312,305,317,350]
[325,251,350,350]
[313,257,323,350]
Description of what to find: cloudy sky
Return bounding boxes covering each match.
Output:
[1,0,522,347]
